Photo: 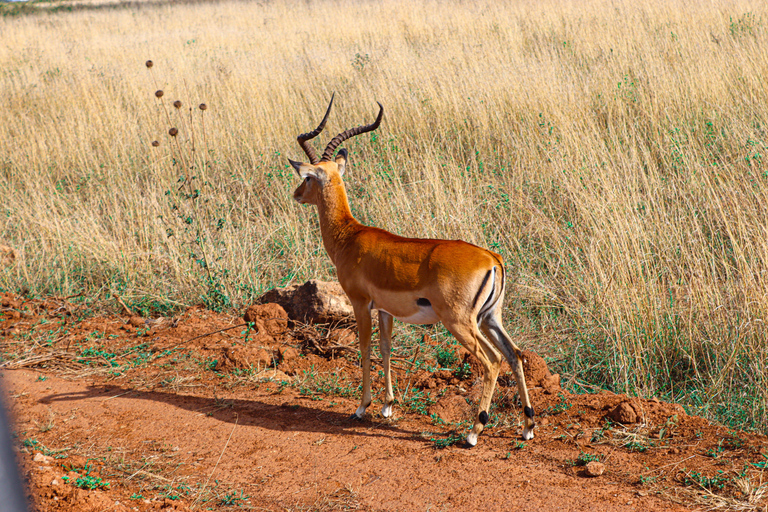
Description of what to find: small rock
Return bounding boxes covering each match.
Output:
[542,373,561,394]
[254,348,274,366]
[33,452,53,464]
[278,346,300,362]
[128,316,145,328]
[584,461,605,477]
[608,401,638,424]
[243,303,289,336]
[254,369,292,382]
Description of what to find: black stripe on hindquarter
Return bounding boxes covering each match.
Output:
[471,269,493,312]
[477,267,504,325]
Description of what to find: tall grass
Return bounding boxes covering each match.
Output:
[1,0,767,431]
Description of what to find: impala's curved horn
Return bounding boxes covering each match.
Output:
[297,94,335,165]
[321,102,383,162]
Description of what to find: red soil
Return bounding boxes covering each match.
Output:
[1,293,765,511]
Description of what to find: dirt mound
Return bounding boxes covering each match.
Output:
[522,350,561,394]
[242,303,289,338]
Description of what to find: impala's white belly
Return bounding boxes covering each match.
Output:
[392,306,439,325]
[372,300,439,325]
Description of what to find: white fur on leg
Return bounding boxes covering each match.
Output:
[522,426,535,441]
[466,432,478,447]
[354,405,367,419]
[381,403,393,418]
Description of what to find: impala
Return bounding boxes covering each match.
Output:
[288,95,535,445]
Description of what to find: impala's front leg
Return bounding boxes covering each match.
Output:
[351,303,373,420]
[378,311,394,418]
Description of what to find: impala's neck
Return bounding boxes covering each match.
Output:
[315,181,360,264]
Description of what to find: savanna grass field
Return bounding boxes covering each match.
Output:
[2,0,768,437]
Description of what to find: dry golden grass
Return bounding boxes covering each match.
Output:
[1,0,768,430]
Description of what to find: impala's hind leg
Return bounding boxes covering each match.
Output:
[480,310,535,440]
[378,311,395,418]
[442,320,502,447]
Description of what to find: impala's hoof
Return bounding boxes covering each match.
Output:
[350,405,367,421]
[466,432,478,447]
[381,403,393,418]
[522,427,535,441]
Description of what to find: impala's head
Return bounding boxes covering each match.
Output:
[289,94,383,206]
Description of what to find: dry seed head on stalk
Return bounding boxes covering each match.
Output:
[173,100,182,109]
[169,128,178,137]
[151,140,160,147]
[199,103,207,111]
[145,60,153,68]
[155,90,164,98]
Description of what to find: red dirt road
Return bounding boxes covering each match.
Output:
[6,370,690,512]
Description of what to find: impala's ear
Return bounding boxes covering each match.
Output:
[335,148,348,176]
[289,159,326,182]
[288,159,306,177]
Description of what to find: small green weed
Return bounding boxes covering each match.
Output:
[453,362,472,380]
[434,346,459,368]
[544,392,572,415]
[401,388,436,415]
[722,431,746,449]
[751,453,768,469]
[706,441,725,459]
[575,451,601,466]
[427,432,464,449]
[77,347,118,367]
[74,474,110,490]
[591,421,611,442]
[681,469,728,490]
[159,483,192,500]
[624,441,648,452]
[429,413,446,426]
[220,490,249,506]
[62,464,110,490]
[22,438,39,449]
[299,368,357,398]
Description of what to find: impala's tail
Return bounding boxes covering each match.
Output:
[474,259,505,324]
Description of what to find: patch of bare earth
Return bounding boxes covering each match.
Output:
[1,293,766,511]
